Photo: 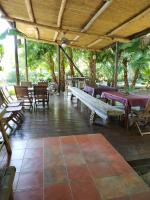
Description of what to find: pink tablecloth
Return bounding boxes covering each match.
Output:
[101,91,148,108]
[101,91,149,127]
[83,85,118,97]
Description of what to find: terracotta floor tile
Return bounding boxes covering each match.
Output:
[83,151,106,163]
[70,180,101,200]
[14,188,43,200]
[24,148,43,159]
[11,149,25,160]
[17,171,43,190]
[110,196,130,200]
[44,154,64,167]
[94,176,127,199]
[21,158,43,172]
[130,191,150,200]
[122,173,149,195]
[61,135,75,145]
[44,183,72,200]
[88,161,117,178]
[112,160,135,175]
[64,152,86,166]
[67,165,92,181]
[44,165,67,186]
[44,136,59,147]
[62,144,80,154]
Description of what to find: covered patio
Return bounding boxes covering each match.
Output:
[0,0,150,199]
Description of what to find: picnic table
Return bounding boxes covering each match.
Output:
[101,91,149,127]
[83,85,118,97]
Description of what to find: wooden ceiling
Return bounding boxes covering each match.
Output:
[1,0,150,51]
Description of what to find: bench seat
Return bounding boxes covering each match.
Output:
[69,86,124,123]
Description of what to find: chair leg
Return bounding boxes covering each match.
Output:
[135,121,150,136]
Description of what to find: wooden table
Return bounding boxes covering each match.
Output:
[83,85,118,97]
[101,91,149,127]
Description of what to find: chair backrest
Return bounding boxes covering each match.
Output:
[34,86,48,99]
[14,86,29,99]
[0,89,7,107]
[21,81,32,87]
[38,82,48,87]
[145,99,150,113]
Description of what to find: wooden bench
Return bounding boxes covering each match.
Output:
[69,86,124,123]
[0,166,16,200]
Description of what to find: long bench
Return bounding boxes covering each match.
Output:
[69,86,124,123]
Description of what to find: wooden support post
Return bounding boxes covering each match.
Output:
[13,22,20,85]
[58,45,61,93]
[113,42,119,88]
[24,38,29,81]
[59,45,84,77]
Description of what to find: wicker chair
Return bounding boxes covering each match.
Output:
[34,86,49,108]
[14,86,33,110]
[133,99,150,136]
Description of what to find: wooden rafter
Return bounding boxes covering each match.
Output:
[81,0,112,33]
[54,0,67,42]
[25,0,39,40]
[0,5,8,17]
[87,5,150,48]
[109,6,150,36]
[3,16,129,42]
[57,0,67,27]
[71,0,112,44]
[27,37,98,51]
[87,38,103,48]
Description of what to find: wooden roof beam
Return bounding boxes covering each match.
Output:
[27,37,98,51]
[25,0,39,40]
[81,0,112,33]
[3,16,129,41]
[109,6,150,36]
[71,0,112,43]
[0,5,8,17]
[87,5,150,48]
[54,0,67,42]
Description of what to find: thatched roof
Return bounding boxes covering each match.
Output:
[1,0,150,50]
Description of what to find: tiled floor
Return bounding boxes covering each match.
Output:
[1,134,150,200]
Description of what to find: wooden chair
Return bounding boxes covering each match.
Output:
[38,81,48,87]
[133,99,150,136]
[0,114,16,200]
[0,88,22,108]
[0,92,24,129]
[0,110,12,154]
[21,81,32,87]
[34,86,49,108]
[14,86,33,110]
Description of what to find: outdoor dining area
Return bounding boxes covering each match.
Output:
[0,0,150,200]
